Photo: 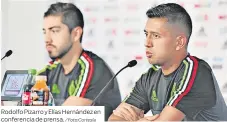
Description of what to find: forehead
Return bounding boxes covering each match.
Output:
[145,18,169,33]
[43,15,63,28]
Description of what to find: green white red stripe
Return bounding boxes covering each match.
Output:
[167,56,198,107]
[80,53,94,97]
[76,52,94,97]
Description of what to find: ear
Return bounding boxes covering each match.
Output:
[71,26,83,43]
[175,35,187,50]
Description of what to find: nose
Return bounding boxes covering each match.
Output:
[145,35,153,48]
[44,32,52,44]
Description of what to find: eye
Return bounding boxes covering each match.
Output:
[152,33,160,39]
[51,29,60,33]
[145,33,148,37]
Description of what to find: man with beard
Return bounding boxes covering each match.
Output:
[37,2,121,120]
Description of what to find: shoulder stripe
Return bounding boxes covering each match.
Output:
[167,59,190,105]
[167,56,198,107]
[79,52,94,97]
[76,54,90,97]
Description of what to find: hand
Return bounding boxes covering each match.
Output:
[137,114,159,122]
[113,102,144,121]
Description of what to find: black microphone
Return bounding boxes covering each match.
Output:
[91,60,137,106]
[127,60,137,67]
[1,50,13,60]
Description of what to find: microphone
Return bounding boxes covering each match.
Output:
[1,50,13,60]
[127,60,137,67]
[91,60,137,106]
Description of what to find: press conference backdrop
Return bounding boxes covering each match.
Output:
[1,0,227,103]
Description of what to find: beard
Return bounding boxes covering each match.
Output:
[49,42,73,60]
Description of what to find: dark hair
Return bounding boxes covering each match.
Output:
[44,2,84,42]
[146,3,192,43]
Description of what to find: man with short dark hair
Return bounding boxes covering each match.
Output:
[108,3,227,121]
[38,2,121,120]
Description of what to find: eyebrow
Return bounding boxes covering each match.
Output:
[42,26,61,31]
[144,30,160,35]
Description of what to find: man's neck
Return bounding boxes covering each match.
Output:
[60,43,83,75]
[161,52,188,76]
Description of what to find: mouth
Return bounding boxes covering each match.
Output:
[146,51,153,58]
[46,45,55,52]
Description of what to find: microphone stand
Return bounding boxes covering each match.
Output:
[91,65,128,106]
